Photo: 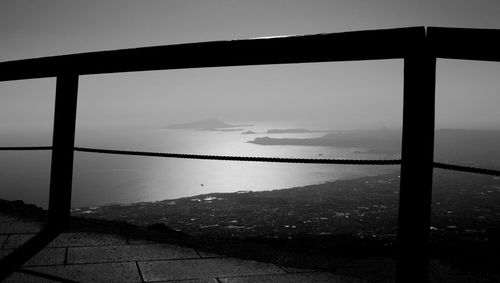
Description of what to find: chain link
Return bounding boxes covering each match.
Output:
[433,162,500,176]
[74,147,401,165]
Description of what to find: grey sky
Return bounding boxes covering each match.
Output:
[2,0,500,60]
[2,0,500,142]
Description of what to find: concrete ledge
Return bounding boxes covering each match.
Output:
[47,232,127,247]
[280,266,316,273]
[138,258,285,282]
[0,214,43,234]
[197,250,224,258]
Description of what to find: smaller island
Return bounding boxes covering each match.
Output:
[199,128,245,132]
[266,128,321,134]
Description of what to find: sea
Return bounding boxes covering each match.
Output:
[0,121,399,208]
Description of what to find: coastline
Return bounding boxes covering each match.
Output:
[2,169,500,282]
[72,172,402,239]
[71,168,500,242]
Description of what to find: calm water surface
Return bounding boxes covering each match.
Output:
[0,122,399,208]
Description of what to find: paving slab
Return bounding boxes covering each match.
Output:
[138,258,285,282]
[25,247,66,266]
[0,212,365,283]
[0,234,8,248]
[127,237,158,245]
[156,279,219,283]
[0,249,11,260]
[25,262,142,283]
[219,272,368,283]
[0,247,66,266]
[4,271,58,283]
[2,233,36,249]
[68,243,199,264]
[47,232,127,247]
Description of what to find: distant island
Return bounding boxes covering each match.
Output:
[242,130,258,135]
[166,118,252,130]
[248,128,402,154]
[247,128,500,163]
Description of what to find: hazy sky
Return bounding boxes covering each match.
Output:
[2,0,500,145]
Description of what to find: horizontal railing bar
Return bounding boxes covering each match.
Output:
[0,27,423,82]
[74,147,401,165]
[433,162,500,176]
[0,146,52,151]
[428,27,500,62]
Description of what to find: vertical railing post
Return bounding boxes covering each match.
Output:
[48,73,79,228]
[397,30,436,282]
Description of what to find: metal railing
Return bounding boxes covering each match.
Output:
[1,26,499,282]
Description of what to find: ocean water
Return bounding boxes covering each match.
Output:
[0,122,399,208]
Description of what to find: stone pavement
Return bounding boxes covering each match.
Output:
[0,213,366,282]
